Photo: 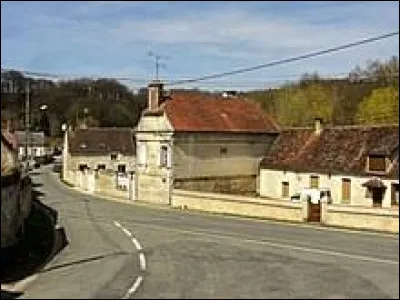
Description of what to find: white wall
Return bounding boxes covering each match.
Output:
[260,169,398,208]
[135,113,173,204]
[18,146,49,158]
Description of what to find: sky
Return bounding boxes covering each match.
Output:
[1,1,399,91]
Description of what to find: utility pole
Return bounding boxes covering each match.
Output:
[24,81,30,169]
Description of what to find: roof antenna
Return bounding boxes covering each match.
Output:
[148,50,169,81]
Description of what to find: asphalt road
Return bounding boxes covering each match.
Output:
[19,165,399,299]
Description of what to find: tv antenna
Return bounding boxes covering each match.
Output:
[148,51,169,80]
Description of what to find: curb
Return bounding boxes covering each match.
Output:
[57,175,398,238]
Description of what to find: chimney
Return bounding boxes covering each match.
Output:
[147,80,164,111]
[314,117,323,134]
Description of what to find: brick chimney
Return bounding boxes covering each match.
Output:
[147,80,164,111]
[314,117,323,134]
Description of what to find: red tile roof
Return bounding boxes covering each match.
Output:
[260,124,399,179]
[163,91,279,133]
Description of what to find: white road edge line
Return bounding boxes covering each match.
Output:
[136,222,399,266]
[139,253,147,270]
[1,274,38,293]
[114,221,121,228]
[122,275,143,299]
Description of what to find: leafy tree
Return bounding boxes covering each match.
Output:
[355,86,399,124]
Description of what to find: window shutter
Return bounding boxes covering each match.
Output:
[167,146,172,168]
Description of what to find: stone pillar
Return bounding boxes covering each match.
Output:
[88,170,95,193]
[320,198,328,224]
[301,197,309,222]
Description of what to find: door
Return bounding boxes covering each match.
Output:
[307,197,321,222]
[372,188,385,207]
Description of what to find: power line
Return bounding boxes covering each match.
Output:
[166,31,399,86]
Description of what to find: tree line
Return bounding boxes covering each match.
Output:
[1,56,398,137]
[243,56,399,127]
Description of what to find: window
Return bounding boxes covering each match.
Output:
[160,145,168,167]
[310,176,319,189]
[110,153,117,161]
[368,155,386,172]
[137,143,147,166]
[118,164,126,173]
[391,184,399,206]
[97,164,106,171]
[79,164,88,171]
[282,182,289,198]
[220,147,227,155]
[342,178,351,204]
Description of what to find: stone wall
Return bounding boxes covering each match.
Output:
[1,171,32,248]
[64,169,134,201]
[172,189,304,222]
[321,202,399,233]
[174,175,257,196]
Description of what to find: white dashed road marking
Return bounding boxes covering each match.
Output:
[139,253,146,271]
[122,276,143,299]
[114,220,146,298]
[131,238,143,251]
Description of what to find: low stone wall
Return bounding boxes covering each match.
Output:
[96,172,130,199]
[172,189,303,222]
[321,203,399,233]
[1,171,32,248]
[173,175,257,196]
[64,170,132,200]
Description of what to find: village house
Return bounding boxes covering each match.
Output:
[62,127,136,190]
[259,119,399,209]
[135,81,280,204]
[15,130,51,162]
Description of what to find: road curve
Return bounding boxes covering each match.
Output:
[21,166,399,299]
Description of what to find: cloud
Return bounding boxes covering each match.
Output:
[1,1,398,90]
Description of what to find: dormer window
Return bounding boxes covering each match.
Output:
[80,143,87,149]
[367,155,386,173]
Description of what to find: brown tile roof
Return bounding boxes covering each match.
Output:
[260,124,399,179]
[15,131,47,147]
[163,91,279,133]
[68,128,135,155]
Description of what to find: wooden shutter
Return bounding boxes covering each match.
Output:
[392,184,399,206]
[282,182,289,198]
[342,178,351,203]
[310,176,319,189]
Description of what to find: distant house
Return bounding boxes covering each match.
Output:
[15,131,51,161]
[135,81,280,204]
[259,119,399,208]
[62,127,136,178]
